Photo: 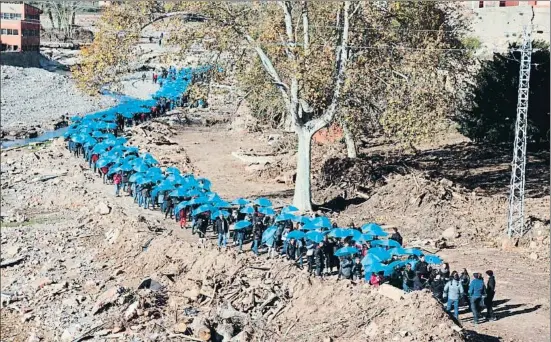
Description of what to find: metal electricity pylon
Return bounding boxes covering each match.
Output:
[507,25,533,238]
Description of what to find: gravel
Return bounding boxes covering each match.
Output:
[0,65,117,130]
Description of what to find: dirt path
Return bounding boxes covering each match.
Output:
[440,247,550,342]
[174,127,293,202]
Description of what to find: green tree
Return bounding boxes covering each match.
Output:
[74,1,472,211]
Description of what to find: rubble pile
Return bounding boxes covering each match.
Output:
[0,142,467,342]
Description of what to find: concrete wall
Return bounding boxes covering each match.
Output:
[463,6,550,58]
[0,51,41,67]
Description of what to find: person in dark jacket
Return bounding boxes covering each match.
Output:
[251,211,264,256]
[314,242,325,277]
[469,273,486,325]
[485,270,496,321]
[402,263,415,292]
[337,256,353,281]
[196,214,208,248]
[286,238,297,261]
[215,214,229,249]
[459,268,470,307]
[414,256,430,285]
[351,256,363,282]
[323,236,336,275]
[389,228,403,246]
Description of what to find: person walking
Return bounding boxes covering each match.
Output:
[389,227,403,246]
[469,273,486,326]
[215,213,229,249]
[443,272,464,320]
[460,268,471,307]
[402,263,415,292]
[113,172,122,196]
[314,242,325,278]
[485,270,496,321]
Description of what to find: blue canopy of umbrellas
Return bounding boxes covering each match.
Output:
[65,65,442,279]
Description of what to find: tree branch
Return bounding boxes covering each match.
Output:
[306,1,351,133]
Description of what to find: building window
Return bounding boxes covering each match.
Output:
[1,29,20,35]
[479,1,484,8]
[22,29,40,37]
[499,1,506,6]
[0,12,22,20]
[25,14,40,21]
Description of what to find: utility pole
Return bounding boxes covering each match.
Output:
[507,25,532,238]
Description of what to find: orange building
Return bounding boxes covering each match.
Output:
[473,0,550,8]
[0,2,41,52]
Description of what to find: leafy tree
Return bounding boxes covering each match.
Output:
[74,1,472,211]
[456,41,550,145]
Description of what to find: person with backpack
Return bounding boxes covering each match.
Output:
[485,270,496,321]
[469,273,486,326]
[337,256,353,281]
[414,255,430,287]
[443,272,464,319]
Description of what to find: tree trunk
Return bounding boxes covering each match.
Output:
[342,120,357,158]
[292,128,313,212]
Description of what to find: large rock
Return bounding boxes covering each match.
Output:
[95,202,111,215]
[441,227,459,239]
[378,284,405,302]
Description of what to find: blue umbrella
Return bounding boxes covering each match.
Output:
[211,210,230,220]
[107,166,121,175]
[387,260,408,270]
[187,196,209,205]
[388,247,407,256]
[262,226,278,245]
[305,231,324,243]
[155,181,175,192]
[292,216,310,224]
[240,206,255,214]
[281,205,299,213]
[300,223,319,231]
[166,167,180,175]
[115,137,128,145]
[96,158,114,168]
[275,213,296,222]
[335,246,359,257]
[370,239,401,248]
[186,189,203,198]
[232,198,249,206]
[133,164,149,172]
[362,223,388,236]
[120,163,134,171]
[368,247,392,261]
[197,178,211,190]
[175,201,188,213]
[311,216,332,229]
[424,255,443,265]
[364,262,387,274]
[328,228,355,239]
[254,198,272,207]
[169,188,190,197]
[286,230,305,240]
[192,204,213,216]
[258,207,276,216]
[234,220,252,230]
[361,253,382,265]
[213,200,232,208]
[403,248,423,256]
[358,234,375,243]
[136,177,153,185]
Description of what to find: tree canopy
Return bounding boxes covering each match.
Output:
[74,1,473,210]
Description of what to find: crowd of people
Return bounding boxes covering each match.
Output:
[64,66,497,327]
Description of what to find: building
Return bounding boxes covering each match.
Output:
[471,1,550,9]
[0,2,41,52]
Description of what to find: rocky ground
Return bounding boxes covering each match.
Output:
[1,139,469,342]
[0,66,117,139]
[1,109,549,341]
